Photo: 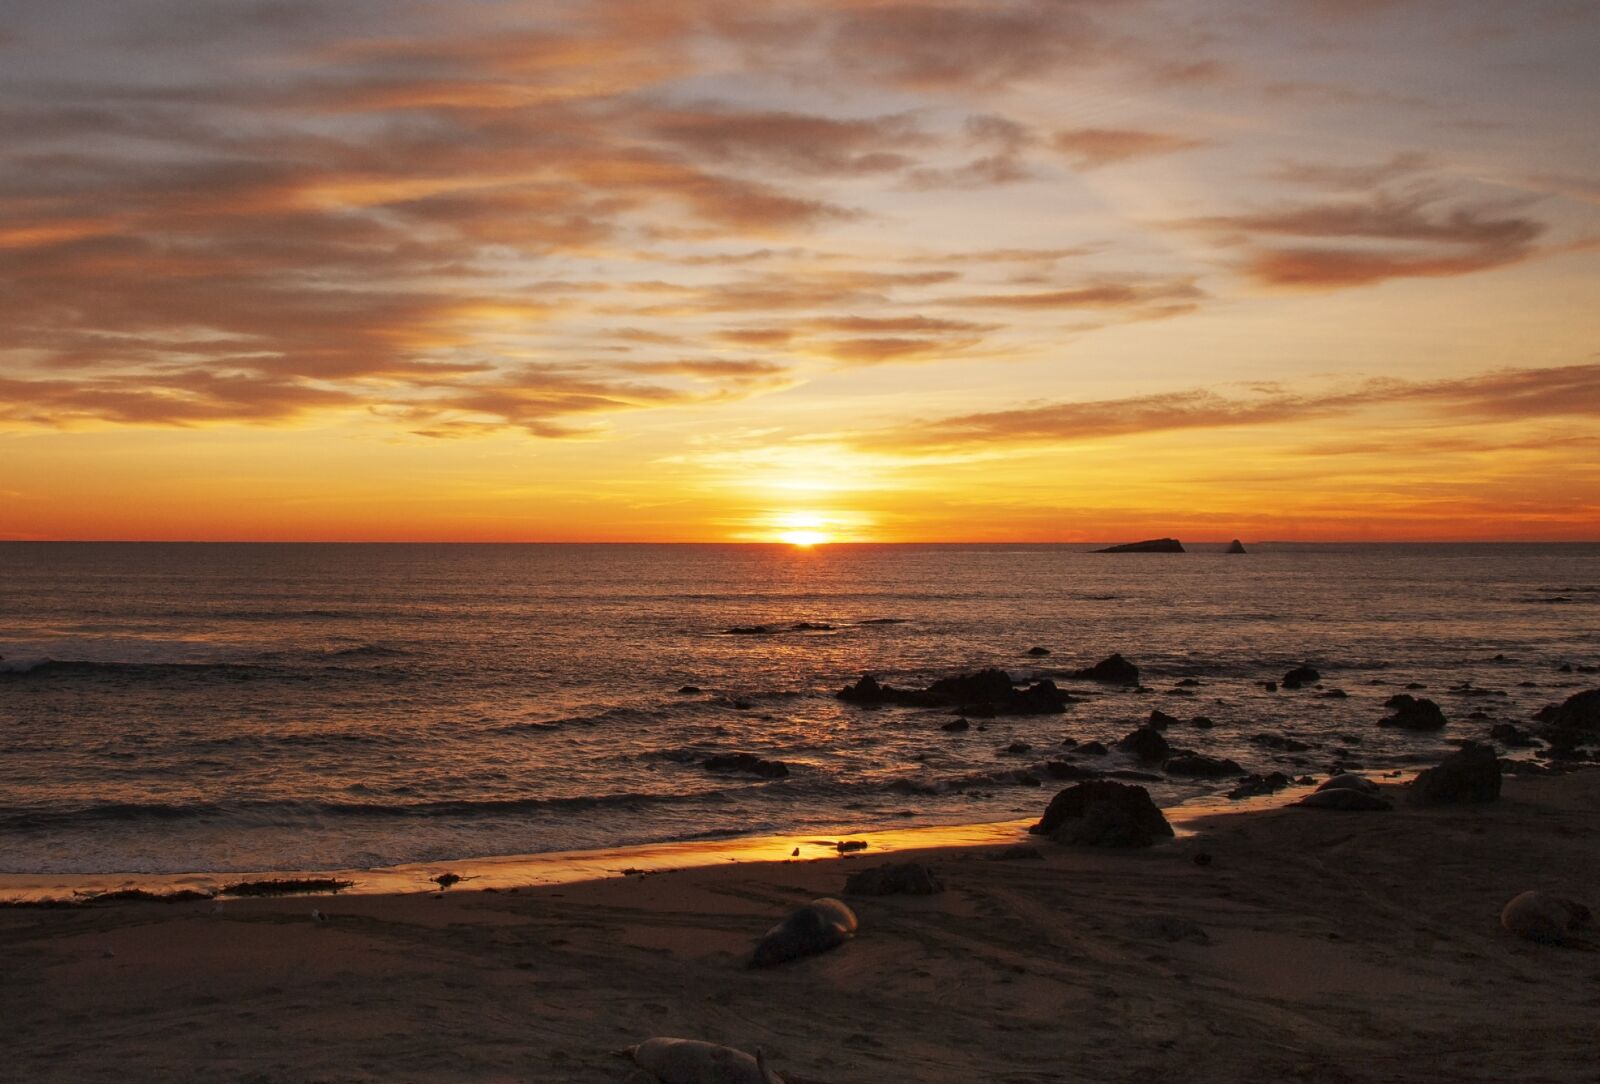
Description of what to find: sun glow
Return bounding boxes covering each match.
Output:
[778,529,830,547]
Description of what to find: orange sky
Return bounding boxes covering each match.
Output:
[1,0,1597,541]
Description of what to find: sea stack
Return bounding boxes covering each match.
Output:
[1225,539,1246,554]
[1094,538,1185,553]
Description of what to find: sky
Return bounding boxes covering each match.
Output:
[1,0,1597,542]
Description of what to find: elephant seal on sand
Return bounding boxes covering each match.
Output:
[1501,891,1595,946]
[751,897,858,967]
[619,1037,783,1084]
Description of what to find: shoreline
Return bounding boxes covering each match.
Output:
[0,778,1343,904]
[3,770,1596,1083]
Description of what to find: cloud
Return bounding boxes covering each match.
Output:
[642,107,930,177]
[855,362,1600,451]
[1180,192,1545,288]
[944,279,1204,311]
[1051,128,1211,170]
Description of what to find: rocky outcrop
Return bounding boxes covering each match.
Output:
[837,670,1071,714]
[1380,694,1448,730]
[1225,539,1247,554]
[1028,781,1174,848]
[1164,752,1244,777]
[1095,538,1185,553]
[1282,665,1320,689]
[1407,742,1501,805]
[703,753,789,779]
[1147,709,1180,730]
[1533,689,1600,749]
[1489,722,1539,748]
[1227,772,1290,800]
[1116,725,1172,762]
[1070,653,1140,685]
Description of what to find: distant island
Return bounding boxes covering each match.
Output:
[1227,539,1247,554]
[1094,538,1185,553]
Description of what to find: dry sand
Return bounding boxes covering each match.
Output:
[4,772,1598,1084]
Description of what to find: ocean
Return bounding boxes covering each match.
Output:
[1,541,1595,876]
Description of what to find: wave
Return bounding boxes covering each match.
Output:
[0,789,734,832]
[0,659,274,678]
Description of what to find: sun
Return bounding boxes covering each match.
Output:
[779,529,830,547]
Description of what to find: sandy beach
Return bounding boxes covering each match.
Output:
[5,770,1597,1084]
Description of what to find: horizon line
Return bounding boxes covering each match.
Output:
[3,538,1597,546]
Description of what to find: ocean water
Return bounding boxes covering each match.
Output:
[1,542,1596,875]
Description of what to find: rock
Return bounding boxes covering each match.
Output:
[1500,890,1595,946]
[1116,726,1172,762]
[1078,740,1109,756]
[837,669,1070,714]
[1532,688,1600,749]
[1147,709,1180,730]
[1028,781,1174,848]
[1176,677,1201,687]
[1262,681,1278,692]
[1191,715,1215,729]
[1295,789,1393,811]
[940,717,970,732]
[1489,722,1539,747]
[1317,773,1378,793]
[703,753,789,779]
[726,625,775,635]
[1225,539,1247,554]
[1319,689,1348,699]
[789,621,834,631]
[676,685,702,694]
[1026,646,1051,656]
[1407,742,1501,805]
[1227,772,1290,800]
[1282,665,1320,689]
[1071,653,1140,685]
[1164,752,1244,777]
[843,862,944,896]
[1003,741,1032,755]
[1094,538,1185,553]
[1379,694,1448,730]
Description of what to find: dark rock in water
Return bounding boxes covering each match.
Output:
[1029,781,1174,848]
[1296,789,1393,811]
[1228,772,1290,800]
[1191,715,1215,729]
[1003,741,1032,755]
[1164,752,1244,778]
[1013,771,1042,787]
[1176,677,1201,687]
[703,753,789,779]
[1379,694,1448,730]
[941,717,970,732]
[1408,742,1501,806]
[1027,646,1051,657]
[1262,681,1278,692]
[837,668,1070,714]
[751,897,858,967]
[836,840,868,853]
[1044,760,1104,781]
[1147,709,1180,730]
[844,862,944,896]
[1319,689,1348,699]
[676,685,702,694]
[1250,732,1311,752]
[1317,773,1378,793]
[790,621,835,631]
[1282,665,1321,689]
[1095,538,1185,553]
[1071,653,1140,685]
[726,625,775,635]
[1533,688,1600,749]
[1117,725,1172,762]
[1405,682,1428,690]
[1225,539,1247,554]
[1078,740,1109,756]
[1489,722,1539,748]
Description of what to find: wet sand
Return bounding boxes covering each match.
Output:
[6,771,1597,1083]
